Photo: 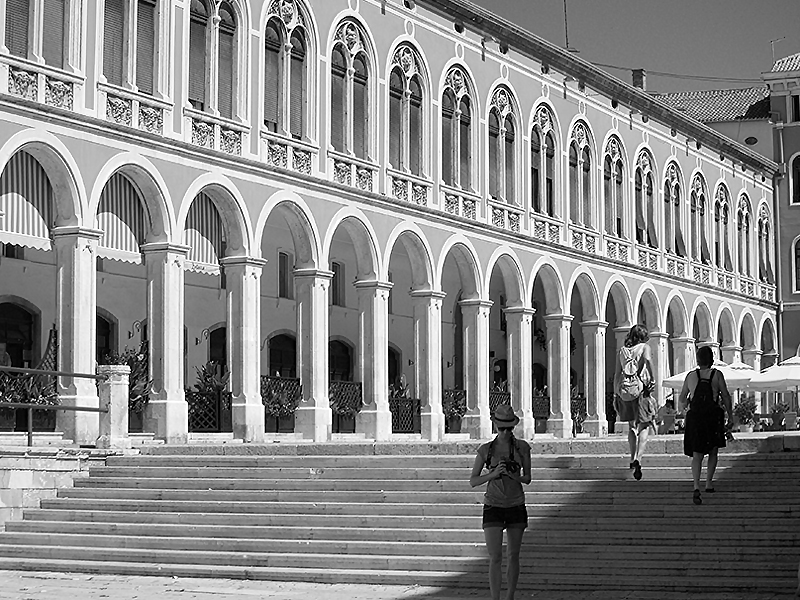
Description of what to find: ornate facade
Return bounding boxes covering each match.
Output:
[0,0,779,443]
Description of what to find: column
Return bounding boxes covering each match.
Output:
[52,226,102,445]
[142,243,190,444]
[743,348,764,414]
[671,336,696,374]
[612,326,629,433]
[545,314,573,438]
[505,308,535,439]
[294,269,332,441]
[648,331,669,407]
[221,256,266,443]
[459,299,492,439]
[411,290,447,442]
[354,280,392,440]
[207,15,221,116]
[721,345,743,365]
[581,320,608,437]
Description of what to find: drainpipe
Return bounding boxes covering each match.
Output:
[774,121,785,359]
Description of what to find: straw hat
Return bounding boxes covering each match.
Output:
[491,405,520,427]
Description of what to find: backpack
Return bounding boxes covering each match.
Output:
[617,346,644,402]
[691,369,716,409]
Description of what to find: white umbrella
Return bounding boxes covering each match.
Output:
[746,355,800,393]
[661,359,754,391]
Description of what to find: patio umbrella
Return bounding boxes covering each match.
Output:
[661,359,754,392]
[746,355,800,393]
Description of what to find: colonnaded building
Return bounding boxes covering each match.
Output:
[0,0,780,444]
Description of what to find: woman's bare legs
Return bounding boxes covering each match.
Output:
[634,423,650,462]
[484,527,504,600]
[627,422,637,462]
[692,452,704,490]
[504,527,525,600]
[706,447,719,489]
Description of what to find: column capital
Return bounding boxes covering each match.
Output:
[459,298,493,309]
[671,336,695,344]
[698,341,720,348]
[354,279,393,292]
[503,307,536,317]
[579,319,608,329]
[543,314,573,324]
[50,226,103,240]
[219,255,268,268]
[293,268,334,281]
[409,289,447,300]
[140,242,191,256]
[648,331,670,341]
[742,348,763,357]
[721,344,743,353]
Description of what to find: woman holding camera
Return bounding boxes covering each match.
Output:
[469,405,532,600]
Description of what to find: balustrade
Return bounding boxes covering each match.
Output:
[3,59,77,111]
[604,236,632,263]
[636,244,661,271]
[100,84,168,135]
[488,200,522,233]
[329,151,378,193]
[387,168,431,207]
[665,254,689,280]
[184,108,248,156]
[530,213,562,244]
[440,184,479,221]
[568,225,598,254]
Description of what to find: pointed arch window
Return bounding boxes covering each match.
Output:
[758,208,774,284]
[388,45,427,177]
[664,164,685,256]
[263,3,311,139]
[441,66,472,190]
[531,106,556,217]
[603,137,624,238]
[690,175,712,264]
[568,122,592,228]
[794,240,800,292]
[714,186,733,271]
[488,87,517,203]
[330,21,371,159]
[6,0,78,71]
[635,152,657,248]
[791,155,800,205]
[737,196,751,277]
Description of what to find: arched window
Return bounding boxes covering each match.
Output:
[188,0,209,111]
[330,20,372,159]
[794,240,800,292]
[758,207,774,284]
[690,175,711,264]
[263,3,311,139]
[531,105,556,217]
[488,87,517,203]
[603,137,624,237]
[388,44,427,177]
[664,163,686,256]
[635,151,657,248]
[330,46,347,153]
[6,0,76,71]
[217,3,236,119]
[441,66,472,190]
[792,155,800,205]
[714,185,733,271]
[737,196,751,277]
[568,122,592,228]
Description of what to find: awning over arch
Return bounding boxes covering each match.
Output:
[183,192,225,274]
[0,152,54,251]
[97,173,147,263]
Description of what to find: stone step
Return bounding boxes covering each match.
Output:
[0,557,793,593]
[9,520,798,546]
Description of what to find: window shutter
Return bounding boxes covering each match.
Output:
[581,149,591,227]
[459,106,471,190]
[42,0,64,68]
[545,136,555,216]
[441,92,454,186]
[793,156,800,204]
[675,225,687,257]
[135,0,155,94]
[568,145,578,223]
[409,80,422,176]
[504,119,515,203]
[531,132,541,213]
[604,158,612,234]
[289,34,305,139]
[352,57,368,159]
[188,17,207,110]
[278,251,288,298]
[615,163,624,237]
[5,0,30,58]
[488,112,499,199]
[264,26,280,131]
[218,29,234,119]
[388,79,402,169]
[103,0,124,86]
[330,49,346,153]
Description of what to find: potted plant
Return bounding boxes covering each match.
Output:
[770,401,791,431]
[187,361,232,432]
[442,390,467,433]
[101,341,151,433]
[733,397,757,433]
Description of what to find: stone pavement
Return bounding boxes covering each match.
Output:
[0,571,796,600]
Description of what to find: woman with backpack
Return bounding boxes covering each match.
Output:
[613,324,656,481]
[678,345,733,505]
[469,405,532,600]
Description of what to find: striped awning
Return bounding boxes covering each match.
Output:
[183,192,225,273]
[0,151,54,251]
[97,172,147,263]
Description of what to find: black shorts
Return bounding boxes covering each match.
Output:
[482,504,528,530]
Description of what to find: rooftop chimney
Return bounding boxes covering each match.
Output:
[632,69,646,90]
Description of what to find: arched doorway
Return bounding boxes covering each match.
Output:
[0,302,35,368]
[330,339,356,433]
[264,334,298,434]
[96,315,113,364]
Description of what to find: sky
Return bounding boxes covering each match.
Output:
[469,0,800,94]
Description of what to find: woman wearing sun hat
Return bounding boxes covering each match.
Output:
[469,405,532,600]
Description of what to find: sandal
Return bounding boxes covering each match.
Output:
[633,460,642,481]
[705,487,715,494]
[693,489,702,505]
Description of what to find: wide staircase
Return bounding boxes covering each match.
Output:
[0,439,797,594]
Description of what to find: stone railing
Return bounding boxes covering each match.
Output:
[760,282,776,302]
[184,107,248,156]
[530,213,562,245]
[715,268,735,292]
[328,150,378,193]
[739,276,757,298]
[665,254,689,280]
[3,58,78,111]
[387,168,431,207]
[440,184,479,221]
[604,236,632,263]
[636,245,660,271]
[489,200,523,233]
[100,84,169,136]
[261,132,316,176]
[692,263,712,285]
[568,224,598,255]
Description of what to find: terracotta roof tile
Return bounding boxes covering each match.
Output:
[772,52,800,73]
[652,87,770,123]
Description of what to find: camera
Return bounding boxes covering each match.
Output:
[501,460,521,475]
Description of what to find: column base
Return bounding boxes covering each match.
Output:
[56,393,100,445]
[294,404,331,442]
[146,392,188,444]
[546,415,573,438]
[421,407,445,442]
[356,404,392,441]
[461,409,491,440]
[232,398,266,443]
[582,418,608,437]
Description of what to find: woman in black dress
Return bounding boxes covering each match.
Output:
[678,345,733,505]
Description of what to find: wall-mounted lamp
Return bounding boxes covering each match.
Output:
[641,114,649,124]
[195,328,210,346]
[128,320,142,339]
[541,63,550,75]
[498,41,509,55]
[611,99,618,109]
[261,337,270,351]
[453,21,464,34]
[408,359,414,366]
[670,128,677,137]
